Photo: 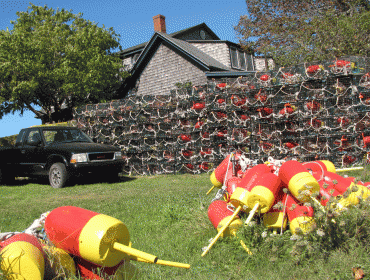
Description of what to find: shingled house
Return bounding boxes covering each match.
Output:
[118,15,274,97]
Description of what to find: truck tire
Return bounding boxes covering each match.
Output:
[49,163,68,188]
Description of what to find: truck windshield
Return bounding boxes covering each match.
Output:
[43,129,93,144]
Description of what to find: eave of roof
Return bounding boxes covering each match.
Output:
[130,31,230,79]
[119,22,220,57]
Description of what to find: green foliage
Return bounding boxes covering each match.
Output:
[236,0,370,66]
[0,3,129,122]
[175,81,193,89]
[0,135,17,147]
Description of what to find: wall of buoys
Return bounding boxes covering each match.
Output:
[73,56,370,176]
[0,207,190,280]
[201,153,370,256]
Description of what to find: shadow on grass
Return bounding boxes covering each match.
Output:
[71,173,137,186]
[2,174,137,188]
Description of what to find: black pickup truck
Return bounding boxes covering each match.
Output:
[0,126,125,188]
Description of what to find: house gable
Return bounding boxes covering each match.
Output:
[134,42,208,96]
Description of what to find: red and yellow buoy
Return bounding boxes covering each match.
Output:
[263,190,288,232]
[42,245,76,279]
[286,195,315,235]
[206,199,252,255]
[238,164,271,191]
[303,160,336,174]
[0,233,46,280]
[279,160,320,202]
[45,206,190,269]
[202,186,250,257]
[74,257,139,280]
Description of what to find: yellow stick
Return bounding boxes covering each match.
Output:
[155,259,190,269]
[132,256,190,269]
[201,205,242,257]
[236,237,253,255]
[311,197,325,213]
[336,167,364,173]
[244,202,259,226]
[113,242,158,264]
[206,186,216,195]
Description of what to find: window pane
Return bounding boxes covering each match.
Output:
[246,54,254,71]
[239,51,246,70]
[230,47,239,68]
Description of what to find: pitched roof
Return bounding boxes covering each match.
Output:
[131,31,231,76]
[119,22,220,57]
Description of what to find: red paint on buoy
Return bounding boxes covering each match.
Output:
[238,164,271,191]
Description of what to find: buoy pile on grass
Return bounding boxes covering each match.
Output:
[1,206,190,280]
[202,153,370,257]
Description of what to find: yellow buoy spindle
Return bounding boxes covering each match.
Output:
[201,205,242,257]
[131,256,190,269]
[336,167,364,173]
[112,242,157,264]
[244,202,259,226]
[206,185,216,195]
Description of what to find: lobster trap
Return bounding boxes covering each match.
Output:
[74,57,370,175]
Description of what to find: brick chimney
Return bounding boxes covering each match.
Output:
[153,14,166,33]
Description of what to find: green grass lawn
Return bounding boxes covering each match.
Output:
[1,170,370,280]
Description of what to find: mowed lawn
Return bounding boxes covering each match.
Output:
[1,170,370,279]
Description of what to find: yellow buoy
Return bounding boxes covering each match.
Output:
[43,245,76,279]
[0,234,45,280]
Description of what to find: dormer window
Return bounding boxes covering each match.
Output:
[230,47,250,70]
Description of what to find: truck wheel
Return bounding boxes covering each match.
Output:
[49,163,68,188]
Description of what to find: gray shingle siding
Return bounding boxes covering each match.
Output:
[254,57,275,71]
[135,43,207,95]
[190,42,231,68]
[175,28,214,40]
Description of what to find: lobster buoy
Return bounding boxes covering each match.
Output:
[43,245,76,279]
[195,120,204,129]
[279,160,320,202]
[208,200,242,238]
[246,173,282,214]
[202,191,253,256]
[260,74,270,81]
[238,164,271,191]
[321,171,361,194]
[209,153,241,194]
[192,102,205,110]
[263,190,288,231]
[210,154,232,189]
[44,206,156,267]
[303,160,336,174]
[180,134,191,142]
[74,257,138,280]
[336,184,370,210]
[0,233,46,280]
[286,195,315,235]
[226,177,242,198]
[318,186,341,206]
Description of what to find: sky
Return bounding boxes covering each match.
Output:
[0,0,248,138]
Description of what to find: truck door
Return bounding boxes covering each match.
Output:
[20,128,47,175]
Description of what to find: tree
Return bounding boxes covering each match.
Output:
[0,4,128,123]
[235,0,370,66]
